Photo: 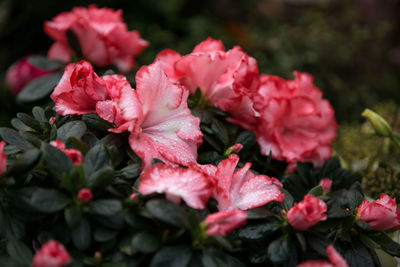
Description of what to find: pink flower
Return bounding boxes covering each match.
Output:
[357,193,400,231]
[319,178,332,193]
[254,72,337,170]
[139,163,211,209]
[32,240,70,267]
[155,38,259,128]
[297,245,348,267]
[51,61,107,116]
[287,194,327,231]
[204,210,247,236]
[6,56,52,95]
[197,154,284,211]
[97,63,203,169]
[0,141,6,177]
[50,140,83,166]
[77,188,93,202]
[44,5,148,72]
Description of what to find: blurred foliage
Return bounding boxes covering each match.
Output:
[334,101,400,199]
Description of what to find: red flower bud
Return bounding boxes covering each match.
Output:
[78,188,93,203]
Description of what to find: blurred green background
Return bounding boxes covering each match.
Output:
[0,0,399,125]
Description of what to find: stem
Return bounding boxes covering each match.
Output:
[389,134,400,151]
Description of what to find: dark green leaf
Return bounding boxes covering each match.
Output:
[131,231,160,253]
[83,144,110,180]
[359,234,380,250]
[17,72,63,103]
[237,223,280,241]
[187,88,202,108]
[201,247,245,267]
[71,218,91,251]
[90,167,116,190]
[90,200,122,216]
[32,106,47,125]
[120,164,141,180]
[6,239,32,266]
[57,121,87,142]
[0,206,25,239]
[308,185,323,196]
[30,188,71,212]
[369,232,400,257]
[61,165,86,193]
[145,199,189,228]
[11,118,32,131]
[6,149,42,176]
[94,226,118,242]
[347,189,364,211]
[235,131,256,151]
[68,137,90,155]
[82,113,113,132]
[16,113,42,131]
[211,120,229,147]
[27,55,64,71]
[0,127,34,151]
[267,238,292,264]
[198,151,223,165]
[150,246,192,267]
[65,205,82,228]
[42,142,74,181]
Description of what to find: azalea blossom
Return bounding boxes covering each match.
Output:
[197,154,284,211]
[32,240,70,267]
[50,140,83,166]
[97,63,203,168]
[254,72,337,170]
[155,37,259,129]
[44,5,148,72]
[139,163,211,209]
[297,245,348,267]
[77,188,93,203]
[204,210,247,236]
[0,141,6,177]
[319,178,333,193]
[357,193,400,231]
[287,194,327,231]
[50,61,107,116]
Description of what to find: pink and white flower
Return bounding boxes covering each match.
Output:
[357,193,400,231]
[204,210,247,236]
[197,154,284,211]
[44,5,148,72]
[155,38,259,128]
[254,72,337,170]
[139,163,211,209]
[50,61,107,116]
[32,240,70,267]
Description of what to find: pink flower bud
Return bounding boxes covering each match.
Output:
[32,240,70,267]
[129,193,138,200]
[0,141,6,177]
[78,188,93,203]
[231,143,243,153]
[204,210,247,236]
[94,251,102,262]
[287,194,327,231]
[49,117,57,126]
[50,140,82,166]
[357,193,400,231]
[6,56,52,96]
[319,178,332,193]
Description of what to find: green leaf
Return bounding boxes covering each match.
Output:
[61,165,86,193]
[347,189,364,211]
[145,199,189,228]
[82,113,114,132]
[211,120,229,147]
[42,143,74,181]
[131,231,160,253]
[6,239,32,266]
[90,167,116,190]
[235,131,256,151]
[308,185,323,196]
[201,247,245,267]
[267,238,292,264]
[83,144,110,180]
[17,72,63,103]
[57,121,87,142]
[198,151,223,165]
[11,118,32,131]
[71,217,91,251]
[150,246,192,267]
[187,88,202,108]
[68,137,90,155]
[27,55,64,71]
[65,205,82,228]
[16,113,42,131]
[90,199,122,216]
[94,226,118,242]
[30,188,71,213]
[0,127,34,151]
[237,223,280,241]
[369,232,400,257]
[120,163,141,180]
[359,234,381,250]
[6,149,42,176]
[32,106,47,125]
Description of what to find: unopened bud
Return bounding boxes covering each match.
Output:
[362,109,392,137]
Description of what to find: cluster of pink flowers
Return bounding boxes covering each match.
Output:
[32,240,70,267]
[44,5,148,72]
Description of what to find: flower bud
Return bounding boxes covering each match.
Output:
[78,188,93,203]
[362,109,392,137]
[319,178,332,194]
